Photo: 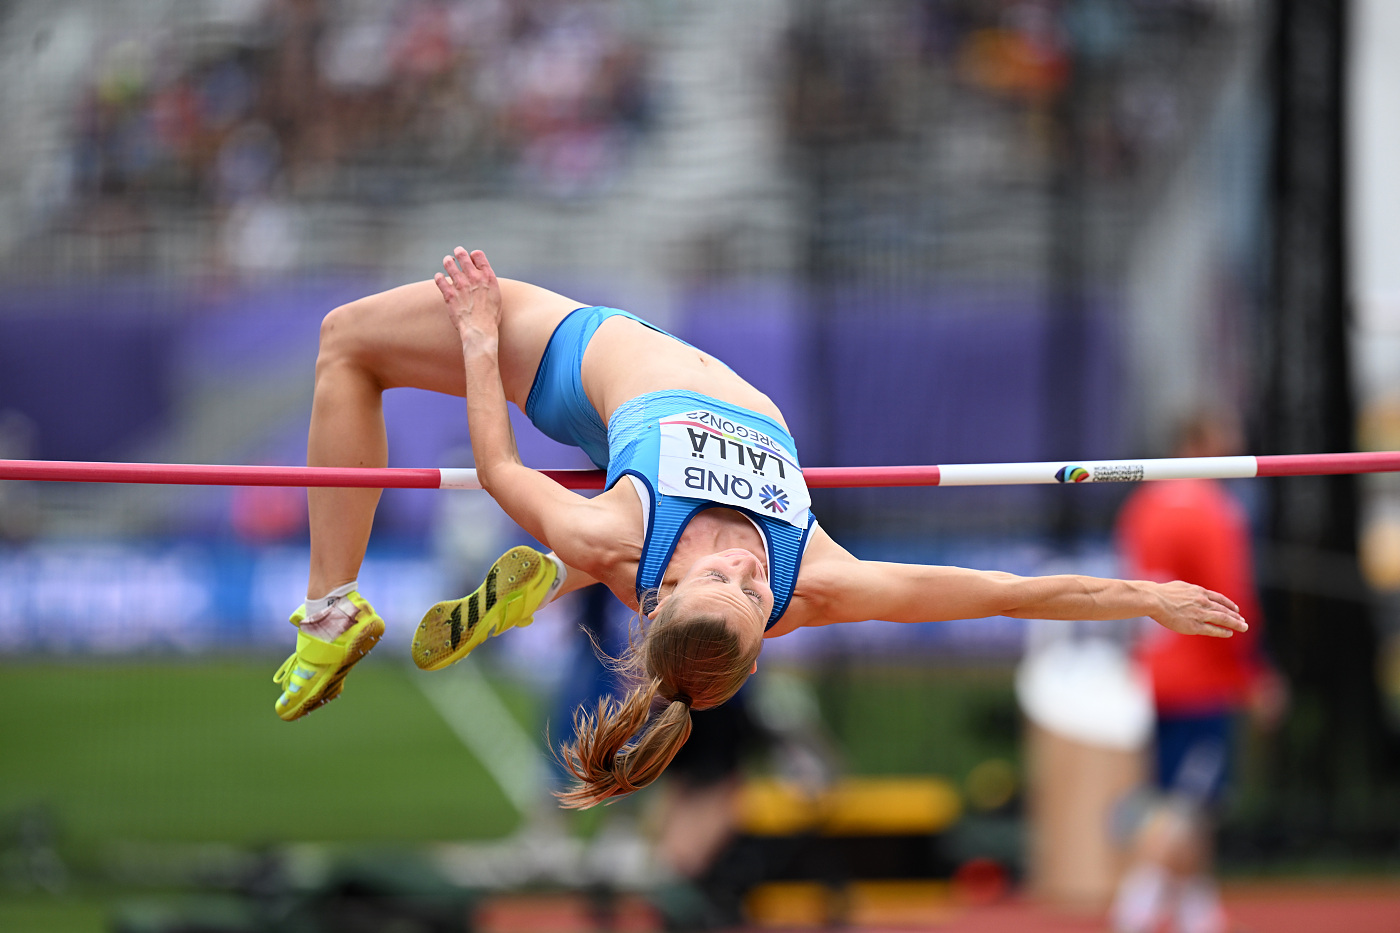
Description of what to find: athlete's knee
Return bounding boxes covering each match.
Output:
[314,300,389,393]
[317,300,375,372]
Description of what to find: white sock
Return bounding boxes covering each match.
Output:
[1110,864,1169,933]
[303,581,357,618]
[1175,876,1227,933]
[543,553,567,603]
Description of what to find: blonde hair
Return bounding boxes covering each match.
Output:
[554,595,762,809]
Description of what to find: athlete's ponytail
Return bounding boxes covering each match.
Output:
[555,601,760,809]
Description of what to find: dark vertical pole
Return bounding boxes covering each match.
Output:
[789,0,885,531]
[1260,0,1400,849]
[805,137,837,482]
[785,0,831,469]
[1044,8,1089,543]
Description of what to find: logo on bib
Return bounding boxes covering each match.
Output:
[759,484,789,514]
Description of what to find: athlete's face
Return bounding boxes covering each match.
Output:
[666,548,771,655]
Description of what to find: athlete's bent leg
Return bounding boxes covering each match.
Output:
[275,282,466,719]
[279,274,584,715]
[306,281,467,600]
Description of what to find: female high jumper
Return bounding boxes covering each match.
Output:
[273,247,1248,808]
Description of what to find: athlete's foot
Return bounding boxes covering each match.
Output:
[413,547,564,671]
[273,592,384,721]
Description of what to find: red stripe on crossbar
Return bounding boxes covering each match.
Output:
[0,460,445,488]
[1255,452,1400,477]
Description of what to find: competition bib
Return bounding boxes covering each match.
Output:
[657,408,811,528]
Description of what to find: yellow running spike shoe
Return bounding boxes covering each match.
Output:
[413,546,561,671]
[273,592,384,721]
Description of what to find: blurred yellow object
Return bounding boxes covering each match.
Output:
[737,776,962,837]
[1358,394,1400,452]
[824,777,963,835]
[965,757,1019,812]
[1380,635,1400,703]
[745,880,954,928]
[845,880,955,927]
[1360,516,1400,592]
[744,882,831,928]
[737,779,822,836]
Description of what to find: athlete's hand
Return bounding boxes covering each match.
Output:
[435,247,502,345]
[1149,580,1248,638]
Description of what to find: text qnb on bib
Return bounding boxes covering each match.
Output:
[657,409,812,528]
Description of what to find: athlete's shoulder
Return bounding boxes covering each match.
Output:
[766,528,856,635]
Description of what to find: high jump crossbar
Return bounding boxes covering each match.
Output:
[3,452,1400,490]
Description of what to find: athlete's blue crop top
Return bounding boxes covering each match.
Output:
[524,307,816,628]
[606,391,816,628]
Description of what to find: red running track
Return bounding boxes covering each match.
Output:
[470,881,1400,933]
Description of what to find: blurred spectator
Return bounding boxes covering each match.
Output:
[229,483,307,543]
[646,691,767,931]
[787,0,1229,180]
[954,2,1069,104]
[220,193,303,272]
[64,0,654,229]
[1108,409,1287,933]
[647,670,837,931]
[37,0,1240,277]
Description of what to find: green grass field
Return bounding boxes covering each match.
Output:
[1,655,551,931]
[815,665,1021,780]
[0,655,1020,932]
[0,657,1022,854]
[0,893,109,933]
[0,656,531,857]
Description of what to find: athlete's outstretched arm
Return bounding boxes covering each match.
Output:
[434,248,628,576]
[793,530,1247,638]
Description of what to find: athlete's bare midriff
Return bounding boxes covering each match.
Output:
[495,280,784,431]
[580,315,785,428]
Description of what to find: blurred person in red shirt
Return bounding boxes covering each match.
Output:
[1109,409,1287,933]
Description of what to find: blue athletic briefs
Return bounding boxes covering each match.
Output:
[524,306,660,469]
